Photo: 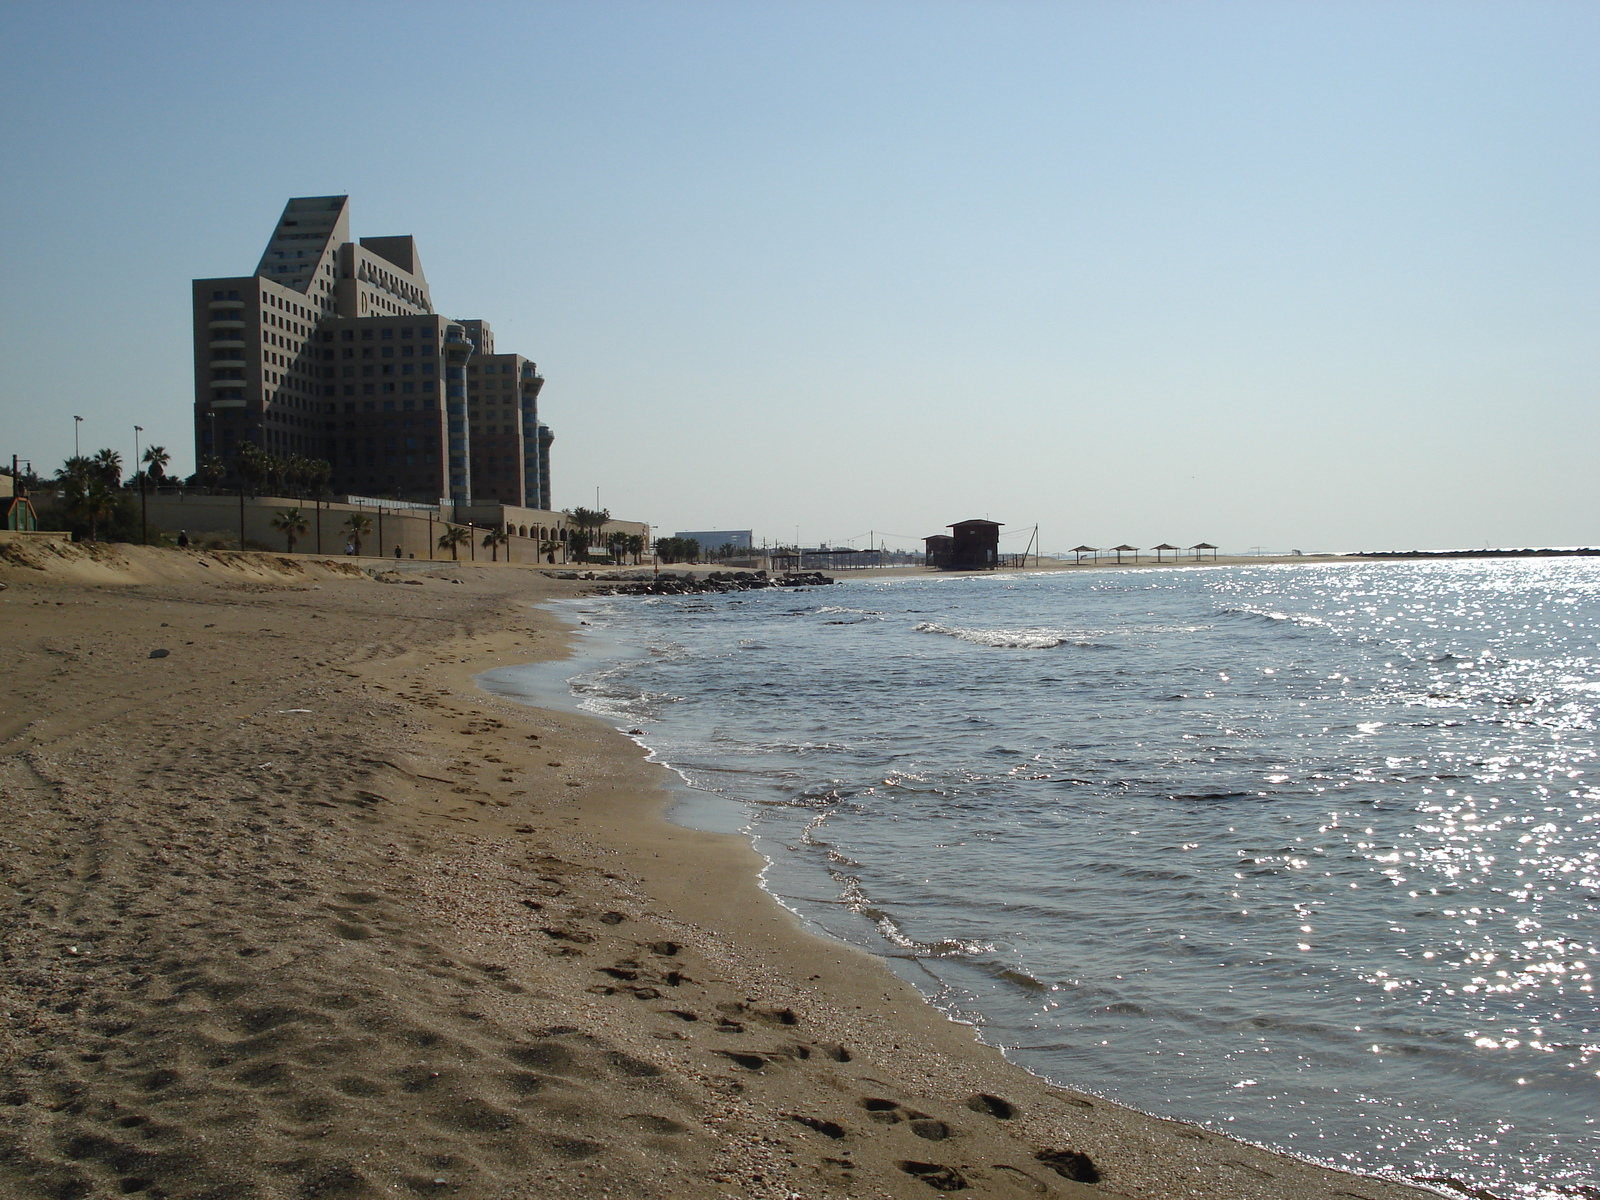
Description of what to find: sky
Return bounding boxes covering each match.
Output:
[1,0,1594,554]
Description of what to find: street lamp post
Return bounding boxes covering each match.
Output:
[73,415,83,458]
[134,425,147,545]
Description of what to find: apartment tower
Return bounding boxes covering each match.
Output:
[193,196,550,507]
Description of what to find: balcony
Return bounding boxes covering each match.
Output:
[209,338,246,349]
[210,358,247,370]
[209,318,245,330]
[209,378,247,388]
[209,398,248,409]
[207,299,245,311]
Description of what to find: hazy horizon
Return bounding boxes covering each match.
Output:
[1,1,1594,554]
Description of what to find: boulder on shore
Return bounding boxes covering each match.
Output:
[592,570,834,596]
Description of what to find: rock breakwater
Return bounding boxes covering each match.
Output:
[565,569,834,595]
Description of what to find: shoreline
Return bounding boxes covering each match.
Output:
[0,542,1438,1199]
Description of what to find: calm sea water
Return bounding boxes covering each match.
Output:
[481,561,1599,1198]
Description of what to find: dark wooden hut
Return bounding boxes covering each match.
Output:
[948,519,1002,570]
[922,534,954,569]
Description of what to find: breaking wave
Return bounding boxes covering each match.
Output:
[913,621,1074,649]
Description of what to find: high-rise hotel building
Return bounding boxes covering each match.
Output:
[193,196,552,508]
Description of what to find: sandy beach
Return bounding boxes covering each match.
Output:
[0,541,1436,1200]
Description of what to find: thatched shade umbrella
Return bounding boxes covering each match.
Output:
[1190,542,1218,561]
[1111,544,1139,564]
[1152,543,1180,562]
[1070,544,1097,564]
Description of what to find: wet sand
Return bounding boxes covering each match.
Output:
[0,540,1432,1199]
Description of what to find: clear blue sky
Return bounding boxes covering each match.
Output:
[2,1,1594,552]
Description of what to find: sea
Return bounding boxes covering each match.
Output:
[478,560,1599,1198]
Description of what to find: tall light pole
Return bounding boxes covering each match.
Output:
[73,415,83,458]
[134,425,148,545]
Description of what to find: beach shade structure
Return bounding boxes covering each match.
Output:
[1070,544,1097,564]
[1152,543,1180,562]
[1190,542,1218,561]
[1111,544,1139,564]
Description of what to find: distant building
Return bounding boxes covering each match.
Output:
[192,195,551,508]
[675,529,753,551]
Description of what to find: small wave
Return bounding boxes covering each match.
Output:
[1217,605,1326,628]
[914,621,1075,650]
[817,606,884,616]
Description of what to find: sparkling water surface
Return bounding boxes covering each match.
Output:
[481,561,1599,1197]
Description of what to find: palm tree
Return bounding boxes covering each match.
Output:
[270,507,309,553]
[625,533,645,565]
[539,538,560,564]
[141,445,170,485]
[234,443,266,495]
[438,525,471,561]
[262,453,287,496]
[90,448,123,487]
[564,506,609,561]
[344,512,373,556]
[197,455,225,490]
[55,458,120,540]
[303,458,332,498]
[606,531,629,563]
[482,527,510,562]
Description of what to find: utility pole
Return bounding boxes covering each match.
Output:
[73,415,83,458]
[134,425,146,545]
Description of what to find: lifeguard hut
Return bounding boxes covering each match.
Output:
[947,519,1002,570]
[922,533,954,569]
